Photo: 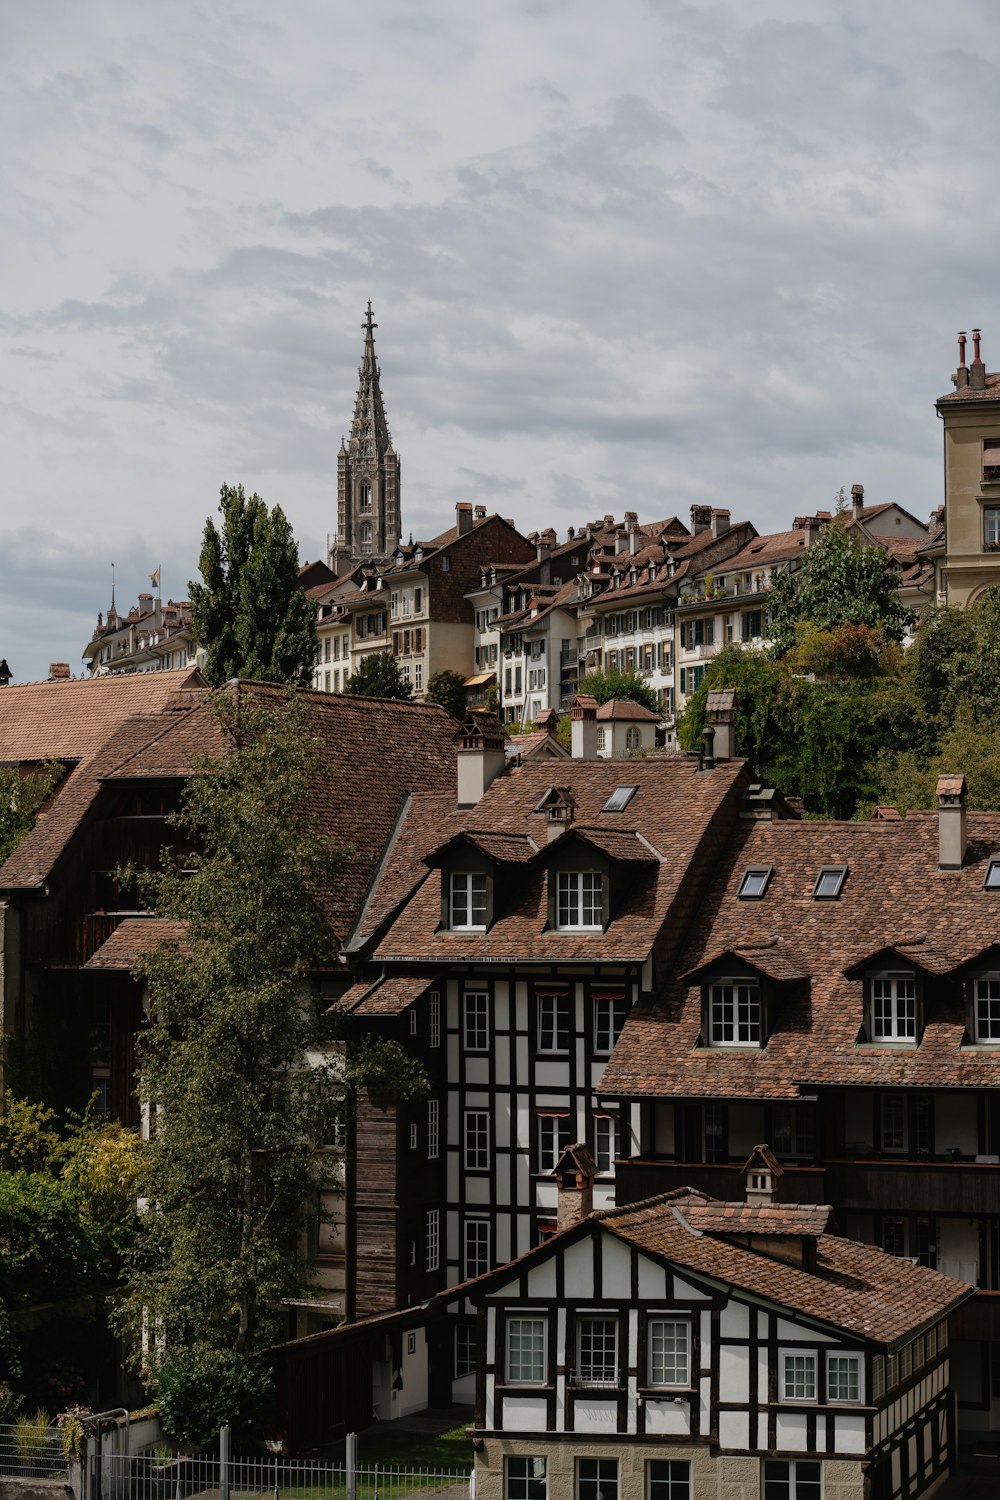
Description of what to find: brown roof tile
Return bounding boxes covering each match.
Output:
[84,918,189,970]
[0,667,206,764]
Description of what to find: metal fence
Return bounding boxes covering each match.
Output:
[0,1421,68,1480]
[91,1452,472,1500]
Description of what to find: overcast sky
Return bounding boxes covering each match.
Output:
[2,0,998,683]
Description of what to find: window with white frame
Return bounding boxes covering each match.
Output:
[594,1114,621,1174]
[879,1095,907,1152]
[537,992,569,1052]
[450,872,488,929]
[463,990,489,1051]
[425,1209,439,1271]
[464,1109,490,1170]
[506,1315,547,1383]
[537,1113,571,1171]
[646,1461,690,1500]
[827,1351,863,1403]
[974,976,1000,1042]
[577,1459,618,1500]
[594,994,628,1054]
[708,979,761,1046]
[625,727,641,751]
[780,1350,818,1401]
[556,870,603,930]
[647,1317,690,1388]
[455,1322,477,1378]
[463,1217,490,1279]
[427,1098,439,1159]
[429,990,441,1048]
[506,1459,547,1500]
[870,972,917,1041]
[762,1461,821,1500]
[575,1314,618,1386]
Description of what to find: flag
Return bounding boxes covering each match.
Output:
[149,567,161,591]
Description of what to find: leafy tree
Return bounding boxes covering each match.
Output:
[424,669,469,720]
[117,691,426,1369]
[767,517,915,656]
[154,1349,272,1446]
[189,484,318,688]
[344,651,413,700]
[0,763,64,867]
[579,666,659,713]
[877,707,1000,815]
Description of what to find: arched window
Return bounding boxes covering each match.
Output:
[360,522,372,553]
[625,727,641,752]
[359,484,373,513]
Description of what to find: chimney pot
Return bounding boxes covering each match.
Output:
[570,694,598,759]
[690,504,712,534]
[456,711,507,806]
[474,504,487,520]
[937,773,967,869]
[971,328,987,390]
[48,662,71,681]
[850,484,864,519]
[706,689,736,759]
[700,724,716,770]
[710,508,731,539]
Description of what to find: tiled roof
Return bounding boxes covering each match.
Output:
[602,812,1000,1098]
[335,972,432,1017]
[369,757,750,964]
[596,699,661,722]
[679,937,811,985]
[427,830,539,865]
[84,918,189,970]
[0,667,206,764]
[549,826,660,863]
[712,529,809,572]
[677,1199,831,1238]
[347,791,468,951]
[938,371,1000,402]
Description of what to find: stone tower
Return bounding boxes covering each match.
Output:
[332,302,402,568]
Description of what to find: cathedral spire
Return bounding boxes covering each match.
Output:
[333,302,402,566]
[348,300,392,466]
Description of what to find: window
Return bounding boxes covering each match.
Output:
[738,865,772,899]
[762,1461,821,1500]
[772,1105,816,1159]
[881,1216,906,1257]
[577,1460,618,1500]
[708,980,761,1046]
[464,1218,490,1279]
[742,609,763,641]
[429,990,441,1048]
[594,994,628,1054]
[575,1315,618,1386]
[506,1315,546,1383]
[556,871,603,930]
[410,1007,418,1036]
[594,1114,621,1174]
[450,872,487,930]
[813,865,847,899]
[871,973,917,1041]
[465,1109,490,1170]
[648,1317,690,1387]
[441,556,452,572]
[537,1113,571,1170]
[425,1209,439,1271]
[985,507,1000,548]
[704,1101,727,1161]
[646,1461,690,1500]
[463,991,489,1051]
[975,977,1000,1042]
[827,1351,863,1403]
[360,522,373,553]
[506,1459,547,1500]
[879,1095,907,1153]
[414,587,423,613]
[427,1099,439,1159]
[455,1322,478,1378]
[537,993,569,1052]
[984,857,1000,889]
[625,727,641,752]
[596,728,607,751]
[359,484,372,512]
[780,1350,817,1401]
[414,662,423,691]
[409,1122,418,1150]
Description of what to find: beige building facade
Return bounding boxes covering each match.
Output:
[937,329,1000,606]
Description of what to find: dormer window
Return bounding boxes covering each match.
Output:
[708,978,762,1047]
[870,972,917,1042]
[984,857,1000,890]
[973,977,1000,1043]
[450,872,487,930]
[738,865,773,900]
[813,865,847,899]
[556,871,603,930]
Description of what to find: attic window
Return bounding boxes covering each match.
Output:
[738,866,773,900]
[601,785,638,813]
[813,866,847,899]
[984,857,1000,890]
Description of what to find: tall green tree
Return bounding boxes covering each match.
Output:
[189,484,318,688]
[344,651,413,700]
[424,669,469,720]
[767,516,914,656]
[117,691,423,1371]
[0,763,64,867]
[579,666,659,713]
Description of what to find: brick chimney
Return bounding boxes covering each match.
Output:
[711,508,731,538]
[690,504,712,534]
[456,502,473,536]
[554,1142,598,1229]
[48,662,71,681]
[971,328,987,392]
[570,694,598,759]
[456,710,507,806]
[850,484,864,519]
[937,773,967,870]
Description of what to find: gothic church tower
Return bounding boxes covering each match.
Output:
[332,302,402,568]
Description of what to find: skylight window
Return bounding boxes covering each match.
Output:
[738,866,773,900]
[601,785,638,813]
[985,858,1000,891]
[813,866,847,899]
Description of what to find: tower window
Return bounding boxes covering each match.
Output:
[360,522,372,553]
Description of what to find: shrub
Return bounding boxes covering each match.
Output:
[14,1409,52,1468]
[155,1351,272,1448]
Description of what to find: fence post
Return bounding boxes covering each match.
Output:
[219,1426,231,1500]
[346,1432,357,1500]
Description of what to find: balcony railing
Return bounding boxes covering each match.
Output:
[615,1158,827,1206]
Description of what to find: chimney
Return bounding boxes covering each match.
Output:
[937,773,967,869]
[971,328,987,392]
[0,659,11,687]
[628,525,641,556]
[690,504,712,534]
[700,724,716,770]
[850,484,864,519]
[456,502,473,536]
[743,1144,782,1207]
[544,786,576,843]
[706,689,736,759]
[474,504,487,521]
[955,330,970,390]
[566,526,576,540]
[536,706,559,737]
[554,1143,598,1229]
[570,695,598,759]
[711,508,731,538]
[456,711,507,806]
[48,662,71,681]
[138,592,154,614]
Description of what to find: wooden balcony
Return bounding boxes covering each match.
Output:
[824,1158,1000,1215]
[615,1158,828,1206]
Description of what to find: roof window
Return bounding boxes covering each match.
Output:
[738,866,773,900]
[813,866,847,899]
[984,857,1000,890]
[601,785,638,813]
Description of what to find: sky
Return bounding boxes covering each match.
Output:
[2,0,998,683]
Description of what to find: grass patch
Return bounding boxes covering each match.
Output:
[355,1423,473,1472]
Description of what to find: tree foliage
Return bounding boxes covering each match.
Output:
[0,763,64,868]
[189,484,318,688]
[767,517,914,656]
[154,1349,273,1447]
[424,669,469,720]
[343,651,413,700]
[579,667,659,713]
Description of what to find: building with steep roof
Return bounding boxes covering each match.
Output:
[331,301,403,568]
[936,328,1000,607]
